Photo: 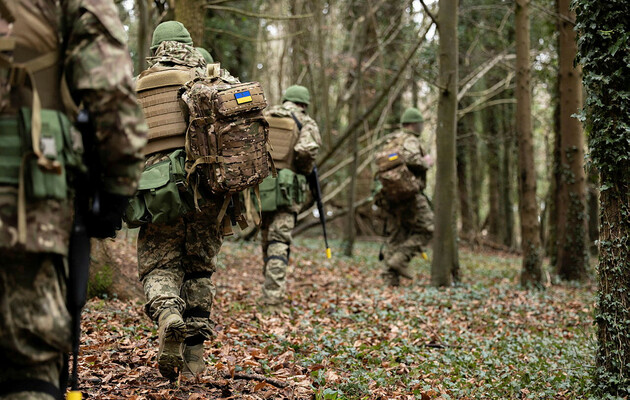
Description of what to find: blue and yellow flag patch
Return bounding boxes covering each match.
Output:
[388,153,399,161]
[234,90,253,104]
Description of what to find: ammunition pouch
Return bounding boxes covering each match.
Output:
[259,168,307,212]
[124,149,195,227]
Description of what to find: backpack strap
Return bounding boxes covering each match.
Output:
[290,112,302,131]
[0,0,15,22]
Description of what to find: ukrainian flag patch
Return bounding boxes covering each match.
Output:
[388,153,399,161]
[235,90,253,104]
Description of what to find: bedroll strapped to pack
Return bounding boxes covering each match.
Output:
[179,77,274,228]
[136,67,198,155]
[266,114,299,170]
[374,135,421,202]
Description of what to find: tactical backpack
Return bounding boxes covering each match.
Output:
[179,76,273,224]
[374,134,421,202]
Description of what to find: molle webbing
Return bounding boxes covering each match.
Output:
[136,68,193,155]
[0,116,20,185]
[266,115,298,170]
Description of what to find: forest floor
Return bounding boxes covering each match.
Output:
[78,237,597,400]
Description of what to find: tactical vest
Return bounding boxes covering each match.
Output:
[0,0,82,245]
[374,134,421,202]
[266,114,299,170]
[136,66,197,155]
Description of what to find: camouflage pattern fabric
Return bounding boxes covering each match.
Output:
[0,0,146,397]
[266,101,321,175]
[0,0,147,254]
[137,199,223,341]
[146,41,207,71]
[0,252,71,399]
[258,100,320,305]
[138,41,224,344]
[260,210,296,305]
[377,128,433,286]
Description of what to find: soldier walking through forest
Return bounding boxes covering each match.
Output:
[132,21,219,381]
[0,0,147,398]
[258,85,322,313]
[375,107,434,286]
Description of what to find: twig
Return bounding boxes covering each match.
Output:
[223,372,289,388]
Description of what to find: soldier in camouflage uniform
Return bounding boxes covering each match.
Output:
[0,1,147,398]
[377,107,434,286]
[136,22,223,381]
[259,85,321,313]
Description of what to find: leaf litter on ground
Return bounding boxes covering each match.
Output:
[78,237,596,399]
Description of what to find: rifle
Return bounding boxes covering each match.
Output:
[306,165,331,259]
[66,110,98,400]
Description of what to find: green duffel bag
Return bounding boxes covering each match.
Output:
[125,149,194,227]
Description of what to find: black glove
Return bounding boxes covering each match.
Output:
[86,191,130,239]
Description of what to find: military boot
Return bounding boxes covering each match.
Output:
[157,308,186,380]
[382,270,401,287]
[182,343,206,379]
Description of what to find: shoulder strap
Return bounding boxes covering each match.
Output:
[290,112,302,131]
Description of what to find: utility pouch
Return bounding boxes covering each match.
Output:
[19,107,77,200]
[125,149,194,227]
[259,174,277,212]
[258,168,306,212]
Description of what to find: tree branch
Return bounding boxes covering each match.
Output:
[419,0,438,28]
[206,26,307,42]
[318,21,435,168]
[206,4,313,20]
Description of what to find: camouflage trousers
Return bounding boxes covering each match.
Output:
[382,192,434,286]
[0,252,72,400]
[137,201,223,344]
[259,210,296,305]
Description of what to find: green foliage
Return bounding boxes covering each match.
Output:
[574,0,630,396]
[205,0,262,81]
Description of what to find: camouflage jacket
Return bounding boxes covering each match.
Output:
[0,0,147,255]
[382,128,430,185]
[266,101,321,175]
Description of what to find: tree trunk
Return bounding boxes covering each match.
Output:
[136,0,149,73]
[515,0,542,286]
[485,105,501,242]
[457,117,473,240]
[431,0,458,287]
[555,0,588,281]
[314,0,332,150]
[343,4,366,257]
[501,102,515,248]
[174,0,205,46]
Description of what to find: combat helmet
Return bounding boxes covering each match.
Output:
[151,21,193,50]
[196,47,214,64]
[400,107,424,124]
[282,85,310,106]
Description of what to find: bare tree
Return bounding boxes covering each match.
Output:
[515,0,542,286]
[431,0,459,287]
[555,0,588,280]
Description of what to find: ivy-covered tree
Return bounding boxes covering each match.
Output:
[574,0,630,396]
